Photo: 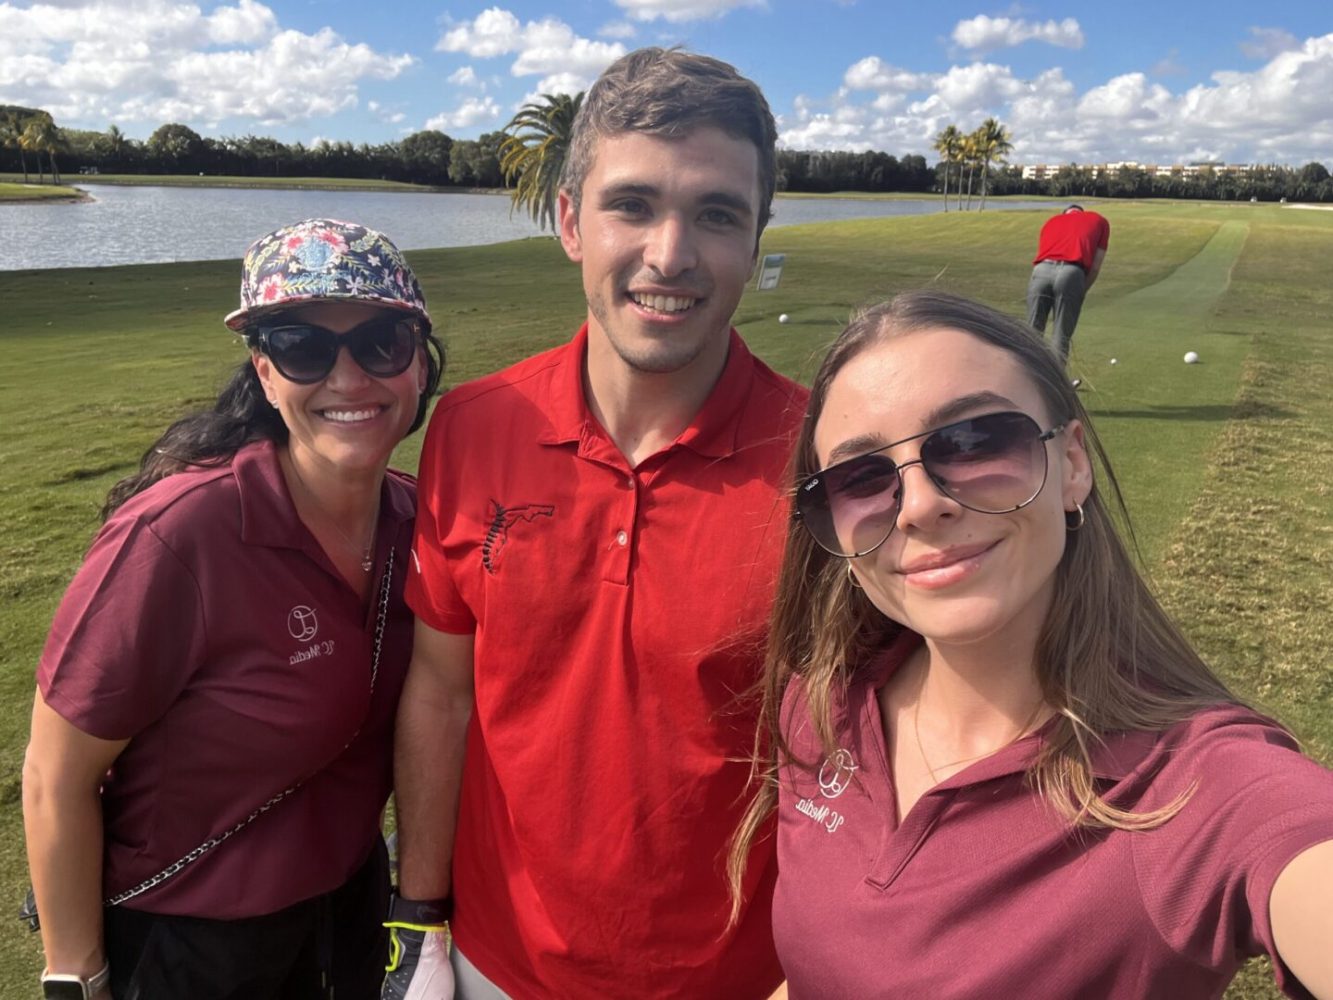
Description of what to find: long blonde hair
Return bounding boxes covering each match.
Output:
[727,290,1238,919]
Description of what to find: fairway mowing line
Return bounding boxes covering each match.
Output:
[1115,220,1249,316]
[1064,220,1258,568]
[1070,222,1251,412]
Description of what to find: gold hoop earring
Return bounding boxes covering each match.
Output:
[846,562,862,589]
[1066,503,1085,532]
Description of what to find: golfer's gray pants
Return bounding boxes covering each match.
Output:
[452,946,513,1000]
[1026,259,1088,364]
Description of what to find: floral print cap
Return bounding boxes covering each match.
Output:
[224,218,431,331]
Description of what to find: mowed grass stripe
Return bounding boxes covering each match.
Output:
[1073,221,1252,561]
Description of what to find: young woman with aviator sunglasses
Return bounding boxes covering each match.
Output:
[23,219,444,1000]
[729,290,1333,998]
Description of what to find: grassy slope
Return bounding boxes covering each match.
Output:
[0,182,83,202]
[1,203,1329,997]
[0,173,442,192]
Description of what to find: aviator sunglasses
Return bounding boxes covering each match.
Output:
[255,315,422,384]
[795,410,1066,558]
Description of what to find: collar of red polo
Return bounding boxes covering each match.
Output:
[539,324,755,461]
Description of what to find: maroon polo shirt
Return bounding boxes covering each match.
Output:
[774,632,1333,999]
[408,326,807,999]
[40,440,416,917]
[1033,209,1110,270]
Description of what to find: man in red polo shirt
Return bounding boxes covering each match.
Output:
[384,48,806,1000]
[1025,204,1110,374]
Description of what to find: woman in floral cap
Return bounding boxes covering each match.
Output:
[24,219,444,999]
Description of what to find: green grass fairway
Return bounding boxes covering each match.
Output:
[0,182,83,202]
[2,202,1331,999]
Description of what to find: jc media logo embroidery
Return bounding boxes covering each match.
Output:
[286,605,334,664]
[795,748,858,834]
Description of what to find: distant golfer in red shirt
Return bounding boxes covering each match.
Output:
[1026,204,1110,372]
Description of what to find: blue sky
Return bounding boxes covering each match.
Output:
[2,1,1330,166]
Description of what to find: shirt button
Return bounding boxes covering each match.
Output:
[615,530,628,547]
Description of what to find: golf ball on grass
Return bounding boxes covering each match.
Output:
[778,313,790,324]
[1110,358,1118,365]
[1183,351,1200,364]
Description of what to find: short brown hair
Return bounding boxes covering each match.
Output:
[560,47,778,244]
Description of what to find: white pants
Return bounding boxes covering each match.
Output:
[452,946,512,1000]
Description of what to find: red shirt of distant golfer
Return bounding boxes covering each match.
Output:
[1026,205,1110,365]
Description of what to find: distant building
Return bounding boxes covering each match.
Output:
[1018,161,1258,180]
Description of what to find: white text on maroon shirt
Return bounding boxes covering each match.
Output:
[795,798,846,834]
[290,640,335,665]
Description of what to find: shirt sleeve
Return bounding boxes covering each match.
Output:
[405,404,476,635]
[39,514,206,741]
[1133,718,1333,997]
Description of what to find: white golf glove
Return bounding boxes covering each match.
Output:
[381,895,455,1000]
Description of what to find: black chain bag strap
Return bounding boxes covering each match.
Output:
[11,549,397,931]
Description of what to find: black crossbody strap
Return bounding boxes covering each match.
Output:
[104,549,396,907]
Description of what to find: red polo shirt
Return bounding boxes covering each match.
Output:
[408,326,807,999]
[1033,209,1110,270]
[40,440,416,917]
[774,632,1333,999]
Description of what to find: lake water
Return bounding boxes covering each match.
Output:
[0,184,1050,271]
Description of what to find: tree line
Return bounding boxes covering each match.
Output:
[3,103,1330,206]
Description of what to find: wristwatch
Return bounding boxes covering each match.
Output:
[40,963,109,999]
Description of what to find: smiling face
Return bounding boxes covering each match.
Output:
[252,301,426,482]
[813,326,1092,653]
[557,126,761,385]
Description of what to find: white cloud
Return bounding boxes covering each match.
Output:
[425,96,502,131]
[598,21,637,39]
[933,62,1029,112]
[1151,49,1187,77]
[206,0,276,45]
[951,16,1084,53]
[367,100,406,125]
[524,72,589,101]
[1240,26,1301,60]
[511,21,624,76]
[1078,73,1172,123]
[782,33,1333,166]
[437,8,624,82]
[448,66,479,86]
[844,56,935,93]
[437,7,523,58]
[0,0,412,132]
[164,29,412,127]
[610,0,766,24]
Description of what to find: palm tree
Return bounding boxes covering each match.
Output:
[960,132,980,211]
[933,125,962,213]
[100,124,130,169]
[2,110,31,183]
[498,91,584,233]
[22,114,63,184]
[975,117,1014,211]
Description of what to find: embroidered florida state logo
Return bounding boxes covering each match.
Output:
[481,500,556,573]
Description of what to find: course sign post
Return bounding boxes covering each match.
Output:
[755,253,786,290]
